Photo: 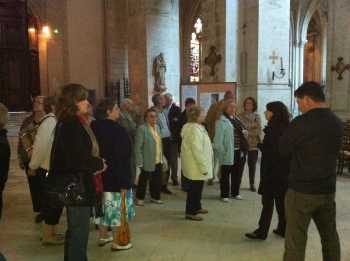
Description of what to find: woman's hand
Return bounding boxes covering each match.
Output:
[101,159,108,172]
[28,168,37,176]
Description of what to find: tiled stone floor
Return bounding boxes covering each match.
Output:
[1,163,350,261]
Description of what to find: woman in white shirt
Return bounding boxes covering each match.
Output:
[29,96,63,245]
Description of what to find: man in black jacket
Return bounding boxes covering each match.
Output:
[164,93,182,186]
[280,82,343,261]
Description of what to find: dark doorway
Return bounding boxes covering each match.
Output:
[0,0,40,111]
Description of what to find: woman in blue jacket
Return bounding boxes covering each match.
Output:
[213,101,235,202]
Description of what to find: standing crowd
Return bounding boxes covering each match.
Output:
[0,81,343,261]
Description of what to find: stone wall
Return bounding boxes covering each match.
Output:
[105,0,128,84]
[327,0,350,119]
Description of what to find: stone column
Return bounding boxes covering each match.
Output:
[65,0,106,100]
[225,0,240,82]
[128,0,180,107]
[256,0,291,121]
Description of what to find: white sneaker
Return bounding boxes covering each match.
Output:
[136,199,144,206]
[111,242,133,251]
[221,198,229,203]
[98,236,113,247]
[234,195,243,200]
[150,198,164,204]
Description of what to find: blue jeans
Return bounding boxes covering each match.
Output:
[64,206,91,261]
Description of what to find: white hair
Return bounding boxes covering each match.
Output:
[164,93,173,98]
[120,98,134,111]
[0,103,8,128]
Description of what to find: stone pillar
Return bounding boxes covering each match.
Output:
[327,0,350,119]
[256,0,291,122]
[225,0,239,82]
[238,0,259,103]
[105,0,128,84]
[65,0,106,100]
[128,0,180,107]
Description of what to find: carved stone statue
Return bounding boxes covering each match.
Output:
[153,52,167,92]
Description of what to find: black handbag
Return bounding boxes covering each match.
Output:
[46,122,93,207]
[46,172,93,207]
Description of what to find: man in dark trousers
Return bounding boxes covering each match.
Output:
[164,93,182,186]
[280,82,343,261]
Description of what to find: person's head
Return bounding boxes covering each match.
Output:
[243,97,257,113]
[294,81,326,114]
[164,93,173,107]
[43,96,57,114]
[131,93,141,105]
[56,83,89,121]
[152,94,166,108]
[120,98,134,113]
[0,102,8,130]
[187,105,205,124]
[265,101,290,125]
[95,98,120,121]
[222,101,237,117]
[32,95,45,113]
[224,90,234,101]
[185,97,196,112]
[144,108,158,126]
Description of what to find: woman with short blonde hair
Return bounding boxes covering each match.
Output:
[0,102,10,220]
[181,106,213,221]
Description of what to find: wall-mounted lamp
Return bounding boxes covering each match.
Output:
[42,25,51,39]
[272,57,286,80]
[28,27,36,33]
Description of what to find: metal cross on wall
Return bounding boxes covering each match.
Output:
[269,51,279,64]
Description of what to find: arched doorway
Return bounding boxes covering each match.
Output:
[303,11,323,83]
[0,0,40,111]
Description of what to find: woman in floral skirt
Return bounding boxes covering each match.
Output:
[92,98,135,251]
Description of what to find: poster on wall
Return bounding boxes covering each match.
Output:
[182,85,198,109]
[200,92,226,114]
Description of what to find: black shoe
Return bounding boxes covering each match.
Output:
[172,180,179,186]
[35,213,44,224]
[161,187,173,195]
[250,186,256,192]
[245,232,266,240]
[273,229,285,238]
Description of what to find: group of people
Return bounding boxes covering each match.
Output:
[0,81,343,261]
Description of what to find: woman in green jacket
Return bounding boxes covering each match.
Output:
[135,109,164,206]
[213,101,235,202]
[181,106,213,221]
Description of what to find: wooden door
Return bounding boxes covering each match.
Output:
[0,0,39,111]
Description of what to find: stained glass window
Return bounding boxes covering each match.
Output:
[190,18,202,82]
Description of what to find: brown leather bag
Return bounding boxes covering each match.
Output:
[117,191,130,246]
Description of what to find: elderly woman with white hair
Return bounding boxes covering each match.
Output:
[0,102,10,220]
[181,106,213,221]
